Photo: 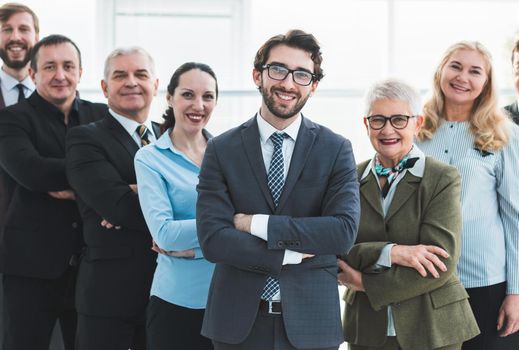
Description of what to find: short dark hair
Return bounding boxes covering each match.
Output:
[30,34,82,72]
[161,62,218,133]
[253,29,324,81]
[512,38,519,63]
[0,2,39,34]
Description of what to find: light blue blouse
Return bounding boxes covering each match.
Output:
[134,129,214,309]
[417,120,519,294]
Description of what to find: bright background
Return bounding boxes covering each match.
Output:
[9,1,519,348]
[16,0,519,162]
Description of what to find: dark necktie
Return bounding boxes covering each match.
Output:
[261,132,287,300]
[136,125,150,147]
[374,155,419,198]
[16,84,25,103]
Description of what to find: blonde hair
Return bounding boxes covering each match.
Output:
[417,41,508,151]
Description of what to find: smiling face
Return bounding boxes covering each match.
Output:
[0,11,38,70]
[440,49,488,109]
[365,99,423,167]
[169,68,217,135]
[101,52,158,122]
[30,42,81,108]
[253,44,318,125]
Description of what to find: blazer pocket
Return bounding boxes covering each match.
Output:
[343,289,356,305]
[84,246,133,261]
[430,280,469,309]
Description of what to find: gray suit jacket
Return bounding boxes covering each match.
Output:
[196,115,360,348]
[504,101,519,125]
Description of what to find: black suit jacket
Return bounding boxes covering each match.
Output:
[66,112,159,317]
[504,101,519,125]
[0,91,106,279]
[196,115,360,348]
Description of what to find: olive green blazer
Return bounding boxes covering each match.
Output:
[342,157,479,350]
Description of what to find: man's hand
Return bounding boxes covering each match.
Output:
[497,294,519,337]
[337,259,365,292]
[129,184,138,193]
[390,244,449,278]
[151,241,195,258]
[48,190,76,201]
[101,219,121,230]
[234,213,252,233]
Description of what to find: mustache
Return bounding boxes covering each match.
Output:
[6,40,28,50]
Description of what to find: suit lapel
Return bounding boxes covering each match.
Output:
[241,116,275,212]
[0,88,5,109]
[104,114,139,157]
[385,172,420,222]
[151,121,161,139]
[359,172,384,218]
[277,117,316,212]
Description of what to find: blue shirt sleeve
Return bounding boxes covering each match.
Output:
[134,150,200,252]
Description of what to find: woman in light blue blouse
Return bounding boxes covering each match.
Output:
[134,62,217,350]
[417,41,519,350]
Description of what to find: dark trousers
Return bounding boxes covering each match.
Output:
[76,312,146,350]
[1,266,77,350]
[146,295,212,350]
[462,282,519,350]
[349,336,462,350]
[213,308,338,350]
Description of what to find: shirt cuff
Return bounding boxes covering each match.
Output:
[283,250,303,265]
[250,214,269,241]
[375,243,396,268]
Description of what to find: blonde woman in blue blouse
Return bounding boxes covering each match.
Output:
[134,62,217,350]
[417,41,519,350]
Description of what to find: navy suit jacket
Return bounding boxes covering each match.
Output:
[196,115,360,348]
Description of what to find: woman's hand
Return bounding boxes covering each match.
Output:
[390,244,449,278]
[337,259,365,292]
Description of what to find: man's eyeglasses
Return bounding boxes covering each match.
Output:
[366,115,415,130]
[261,64,315,86]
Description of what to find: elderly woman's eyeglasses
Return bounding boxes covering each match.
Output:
[261,64,315,86]
[366,115,415,130]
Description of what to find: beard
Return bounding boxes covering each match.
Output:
[259,84,310,120]
[0,41,31,70]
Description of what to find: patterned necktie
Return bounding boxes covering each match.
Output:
[261,132,287,300]
[136,125,150,147]
[374,155,419,198]
[16,84,25,103]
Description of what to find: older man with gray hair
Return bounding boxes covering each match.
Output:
[65,47,160,350]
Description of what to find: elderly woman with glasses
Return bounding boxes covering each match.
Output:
[338,79,479,350]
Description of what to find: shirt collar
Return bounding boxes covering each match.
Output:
[155,127,212,152]
[0,67,35,91]
[361,144,426,180]
[256,110,301,143]
[109,108,153,137]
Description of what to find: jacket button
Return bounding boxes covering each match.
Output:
[277,241,284,247]
[71,222,79,229]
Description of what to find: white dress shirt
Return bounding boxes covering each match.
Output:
[0,67,35,106]
[109,108,156,146]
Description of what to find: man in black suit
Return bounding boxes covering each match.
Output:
[196,29,360,350]
[0,34,106,350]
[66,47,159,350]
[0,4,39,346]
[505,38,519,125]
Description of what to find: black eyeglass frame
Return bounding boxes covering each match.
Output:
[261,64,316,86]
[366,114,415,130]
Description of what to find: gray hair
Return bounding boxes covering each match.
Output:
[103,46,156,80]
[364,79,421,116]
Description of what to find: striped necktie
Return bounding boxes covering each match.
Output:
[261,132,287,300]
[137,124,150,147]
